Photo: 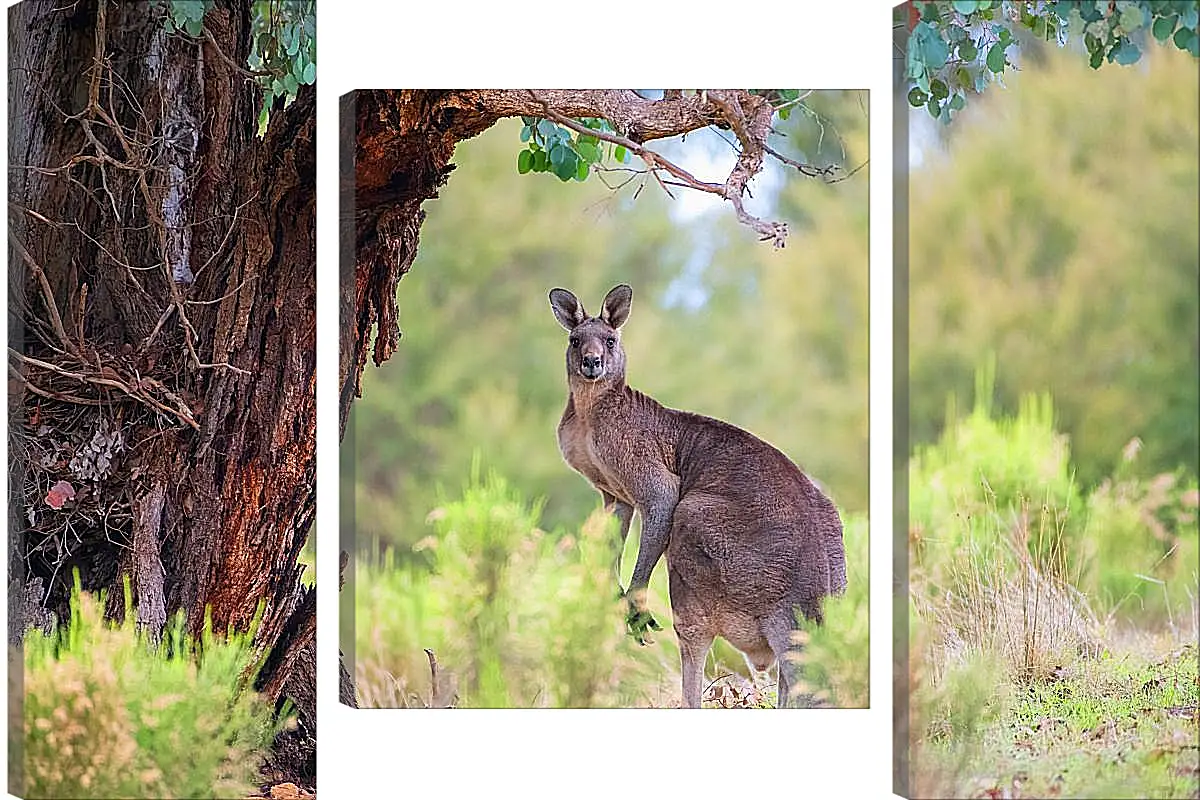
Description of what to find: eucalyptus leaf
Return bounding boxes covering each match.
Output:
[986,42,1008,72]
[1152,15,1177,42]
[1111,39,1141,65]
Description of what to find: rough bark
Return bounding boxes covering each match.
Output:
[9,0,315,786]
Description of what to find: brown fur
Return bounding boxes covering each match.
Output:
[548,285,847,708]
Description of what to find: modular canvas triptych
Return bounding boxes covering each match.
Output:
[4,2,1197,798]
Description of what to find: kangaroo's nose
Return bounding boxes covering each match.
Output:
[582,354,601,370]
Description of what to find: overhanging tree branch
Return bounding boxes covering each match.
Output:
[342,89,856,432]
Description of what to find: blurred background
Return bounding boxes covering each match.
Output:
[905,37,1198,799]
[908,43,1198,488]
[344,90,870,708]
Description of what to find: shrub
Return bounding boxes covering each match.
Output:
[21,576,277,799]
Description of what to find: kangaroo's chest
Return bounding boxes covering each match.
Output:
[557,412,632,504]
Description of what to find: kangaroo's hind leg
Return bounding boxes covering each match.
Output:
[668,564,714,708]
[678,627,714,709]
[764,605,822,709]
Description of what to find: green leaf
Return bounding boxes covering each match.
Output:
[517,149,533,174]
[532,149,548,172]
[911,21,952,69]
[575,139,599,163]
[553,154,576,181]
[927,95,942,119]
[519,125,531,143]
[986,42,1008,72]
[536,119,557,142]
[1118,5,1145,32]
[184,17,203,37]
[549,142,565,168]
[931,79,949,100]
[575,159,589,182]
[301,61,316,85]
[283,73,298,96]
[1174,25,1197,52]
[952,0,979,14]
[1111,39,1142,65]
[614,145,628,163]
[949,94,966,111]
[959,39,977,61]
[1153,15,1178,42]
[908,87,929,107]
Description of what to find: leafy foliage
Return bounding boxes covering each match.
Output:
[161,0,211,37]
[900,1,1200,122]
[22,575,278,799]
[247,0,316,134]
[153,0,315,135]
[517,116,627,182]
[353,467,681,708]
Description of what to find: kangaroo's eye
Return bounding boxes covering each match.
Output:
[606,337,616,350]
[569,336,580,348]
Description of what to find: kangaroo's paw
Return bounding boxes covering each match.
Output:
[624,587,662,644]
[625,604,663,645]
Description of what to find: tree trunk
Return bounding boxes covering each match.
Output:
[8,0,315,786]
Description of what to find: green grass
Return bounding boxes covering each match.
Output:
[909,369,1199,798]
[21,575,279,799]
[921,644,1199,799]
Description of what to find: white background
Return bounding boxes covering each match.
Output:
[3,1,900,797]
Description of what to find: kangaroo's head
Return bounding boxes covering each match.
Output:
[548,284,632,384]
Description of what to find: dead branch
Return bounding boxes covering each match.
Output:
[9,348,199,429]
[9,231,77,357]
[527,89,794,247]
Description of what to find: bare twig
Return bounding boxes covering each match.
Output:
[7,363,104,406]
[9,231,76,356]
[763,142,840,180]
[8,348,199,429]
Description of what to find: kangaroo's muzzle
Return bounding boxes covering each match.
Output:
[581,354,603,379]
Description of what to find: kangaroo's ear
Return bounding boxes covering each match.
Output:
[549,288,586,331]
[600,284,632,329]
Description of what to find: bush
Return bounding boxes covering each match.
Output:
[21,576,277,799]
[913,364,1199,634]
[354,465,680,708]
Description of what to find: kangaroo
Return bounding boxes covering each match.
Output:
[549,284,847,709]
